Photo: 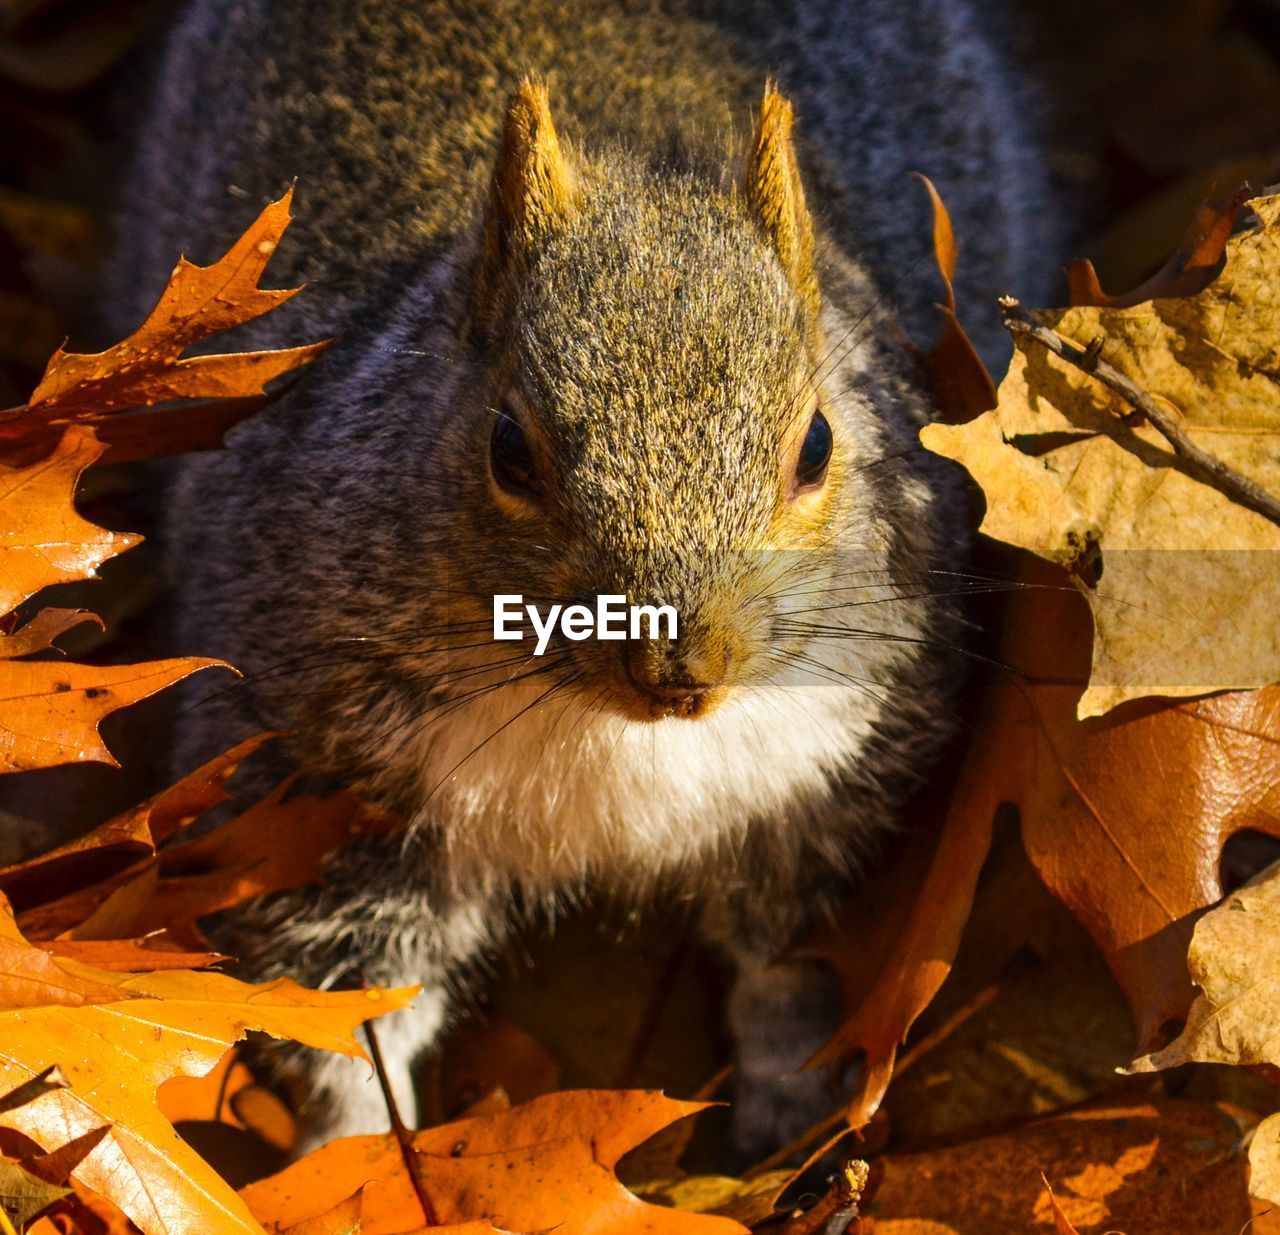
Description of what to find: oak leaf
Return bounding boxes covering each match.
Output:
[158,1049,295,1155]
[922,192,1280,716]
[0,429,133,616]
[240,1091,747,1235]
[0,190,327,463]
[0,427,224,773]
[0,735,275,912]
[0,1077,108,1235]
[0,656,222,774]
[0,1157,72,1233]
[916,175,996,424]
[863,1100,1252,1234]
[1067,185,1248,308]
[0,891,417,1235]
[1126,861,1280,1208]
[816,557,1280,1122]
[16,777,393,950]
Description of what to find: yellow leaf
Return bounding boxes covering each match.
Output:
[922,193,1280,716]
[0,893,418,1235]
[1128,860,1280,1073]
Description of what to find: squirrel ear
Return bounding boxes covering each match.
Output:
[473,78,576,329]
[742,83,819,320]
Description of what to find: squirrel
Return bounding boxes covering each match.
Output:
[110,0,1056,1158]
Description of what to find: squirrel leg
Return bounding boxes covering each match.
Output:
[698,865,846,1167]
[212,833,505,1154]
[720,949,844,1167]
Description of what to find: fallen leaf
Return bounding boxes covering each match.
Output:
[818,556,1280,1109]
[0,1157,71,1233]
[1126,861,1280,1207]
[0,655,225,773]
[159,1049,295,1155]
[0,612,101,662]
[0,891,418,1235]
[1252,1114,1280,1210]
[638,1171,794,1225]
[28,1178,136,1235]
[922,192,1280,716]
[0,190,327,458]
[135,783,392,947]
[1068,185,1249,307]
[915,175,997,423]
[862,1101,1251,1234]
[0,734,276,910]
[809,728,995,1127]
[0,1080,108,1235]
[0,428,134,616]
[1129,861,1280,1076]
[241,1091,746,1235]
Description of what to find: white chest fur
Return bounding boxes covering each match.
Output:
[393,646,896,894]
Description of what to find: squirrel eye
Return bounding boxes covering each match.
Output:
[490,405,540,497]
[795,410,832,488]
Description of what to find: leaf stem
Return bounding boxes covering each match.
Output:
[363,1017,441,1227]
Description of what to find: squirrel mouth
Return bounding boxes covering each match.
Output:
[618,657,728,721]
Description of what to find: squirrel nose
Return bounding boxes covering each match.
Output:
[624,641,726,712]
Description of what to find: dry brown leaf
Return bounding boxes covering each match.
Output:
[808,735,992,1128]
[0,891,417,1235]
[916,175,997,423]
[0,190,327,459]
[817,557,1280,1121]
[1068,185,1248,308]
[158,1048,295,1155]
[1126,861,1280,1207]
[6,735,394,953]
[241,1091,746,1235]
[1128,861,1280,1075]
[0,612,100,662]
[0,424,225,773]
[0,1156,72,1233]
[638,1171,794,1226]
[862,1100,1251,1234]
[0,735,275,910]
[28,1177,138,1235]
[1253,1115,1280,1213]
[922,192,1280,716]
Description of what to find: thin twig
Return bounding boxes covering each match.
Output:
[743,977,1004,1179]
[999,296,1280,530]
[774,1160,871,1235]
[614,917,693,1088]
[364,1017,440,1226]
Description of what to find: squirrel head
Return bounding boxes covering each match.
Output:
[441,79,911,723]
